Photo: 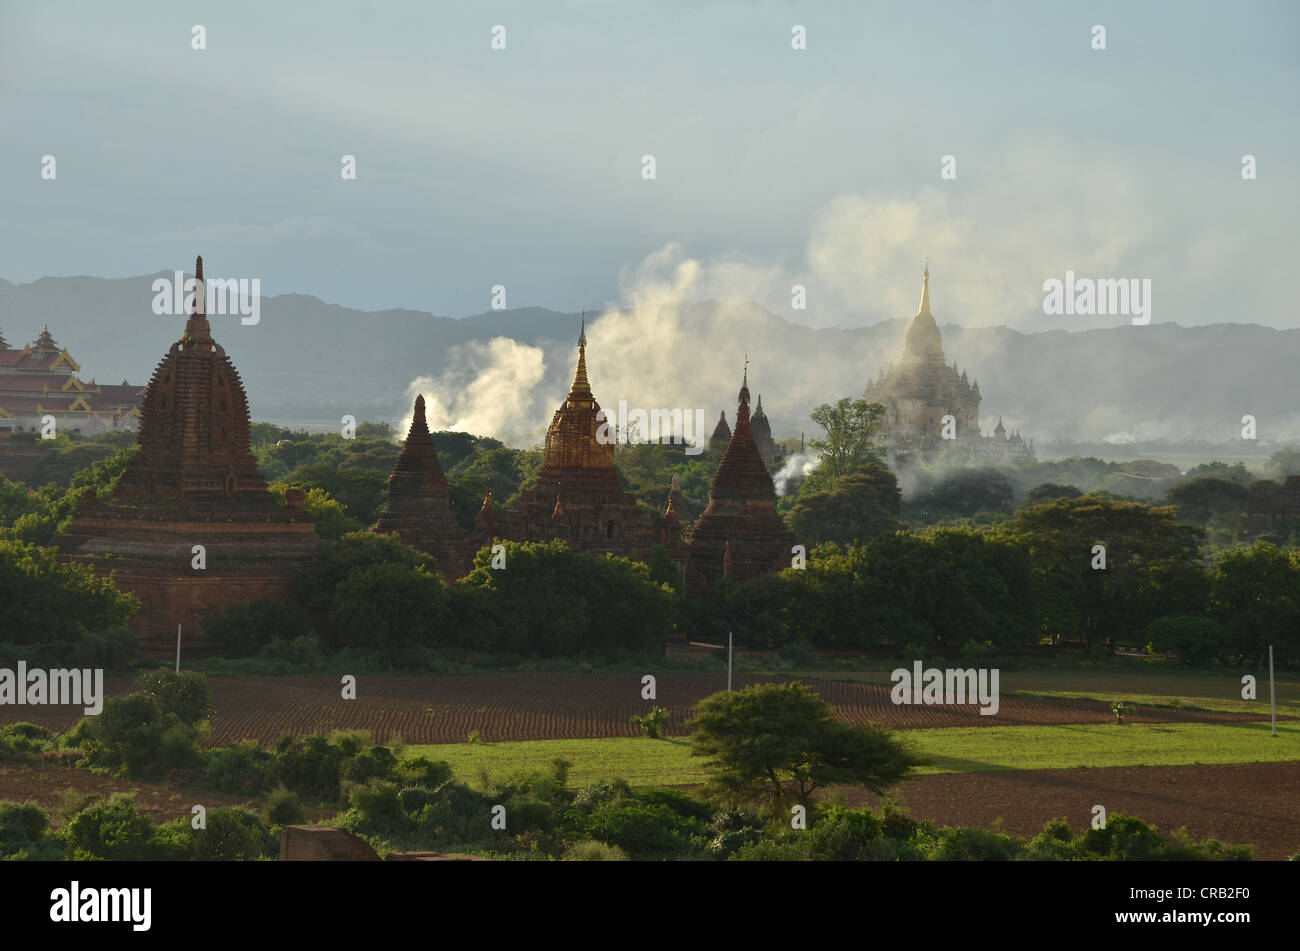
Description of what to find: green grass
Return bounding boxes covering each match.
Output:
[407,721,1300,789]
[797,668,1300,716]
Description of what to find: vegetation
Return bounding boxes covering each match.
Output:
[687,682,920,815]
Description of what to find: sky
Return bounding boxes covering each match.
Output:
[2,0,1297,333]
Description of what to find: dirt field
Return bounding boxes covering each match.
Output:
[850,761,1300,861]
[0,673,1275,745]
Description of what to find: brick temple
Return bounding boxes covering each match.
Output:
[669,363,795,597]
[371,394,473,577]
[57,256,317,652]
[495,322,654,557]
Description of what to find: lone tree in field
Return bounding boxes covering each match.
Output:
[686,682,921,816]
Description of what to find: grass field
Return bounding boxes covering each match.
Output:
[407,720,1300,790]
[797,668,1300,717]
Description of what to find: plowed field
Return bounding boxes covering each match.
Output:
[0,673,1274,745]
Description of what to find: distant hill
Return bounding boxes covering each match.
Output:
[2,272,1296,447]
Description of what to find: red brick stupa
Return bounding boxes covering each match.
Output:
[681,363,794,597]
[371,394,473,577]
[57,256,317,652]
[508,321,653,555]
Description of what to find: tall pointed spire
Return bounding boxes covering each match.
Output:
[185,255,213,344]
[917,260,932,317]
[568,313,591,398]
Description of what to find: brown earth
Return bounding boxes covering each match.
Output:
[0,673,1275,745]
[844,761,1300,861]
[0,762,260,827]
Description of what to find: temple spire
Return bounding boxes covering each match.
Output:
[185,254,213,344]
[568,314,591,398]
[917,260,932,317]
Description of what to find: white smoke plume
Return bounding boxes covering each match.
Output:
[773,451,819,497]
[401,337,547,445]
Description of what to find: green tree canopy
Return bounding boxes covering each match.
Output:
[807,398,887,482]
[687,682,920,816]
[786,463,901,547]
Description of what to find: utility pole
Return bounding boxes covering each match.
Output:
[728,631,733,693]
[1269,645,1277,738]
[176,624,182,674]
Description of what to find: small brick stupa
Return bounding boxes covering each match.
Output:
[57,256,317,652]
[507,321,652,556]
[681,362,794,597]
[372,394,472,577]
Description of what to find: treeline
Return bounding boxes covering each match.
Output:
[0,674,1260,862]
[717,496,1300,665]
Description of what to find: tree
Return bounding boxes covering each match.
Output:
[807,398,886,482]
[786,463,901,547]
[1208,541,1300,664]
[1143,616,1232,665]
[1165,477,1251,539]
[1004,497,1204,652]
[1265,448,1300,481]
[687,682,920,816]
[331,562,445,651]
[1022,483,1082,507]
[916,467,1014,516]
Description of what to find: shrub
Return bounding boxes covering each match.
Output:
[134,670,213,727]
[1144,615,1233,665]
[804,806,886,860]
[562,840,629,861]
[273,734,349,802]
[630,706,669,739]
[392,756,453,787]
[205,740,277,794]
[65,793,160,861]
[188,808,276,861]
[263,787,308,827]
[1083,815,1165,861]
[565,799,705,859]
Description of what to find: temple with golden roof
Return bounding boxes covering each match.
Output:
[865,265,1035,466]
[56,256,318,652]
[0,324,144,435]
[505,321,655,555]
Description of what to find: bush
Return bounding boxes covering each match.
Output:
[205,740,277,795]
[393,757,453,787]
[1144,615,1233,665]
[1083,815,1165,861]
[188,808,276,861]
[565,799,705,859]
[0,801,60,860]
[65,793,161,861]
[263,787,308,827]
[562,840,629,861]
[134,670,213,727]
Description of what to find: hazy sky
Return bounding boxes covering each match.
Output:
[3,0,1297,331]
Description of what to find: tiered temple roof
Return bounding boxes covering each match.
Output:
[372,394,472,577]
[57,256,317,652]
[507,322,653,555]
[681,364,794,597]
[0,323,143,434]
[749,393,778,464]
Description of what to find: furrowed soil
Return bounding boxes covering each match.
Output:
[847,760,1300,861]
[0,673,1277,744]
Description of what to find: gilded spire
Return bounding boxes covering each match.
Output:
[568,315,591,399]
[917,260,932,317]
